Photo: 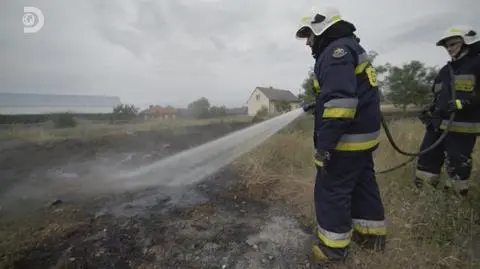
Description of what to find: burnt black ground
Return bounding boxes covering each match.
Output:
[0,122,312,269]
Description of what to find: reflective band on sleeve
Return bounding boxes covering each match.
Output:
[324,98,359,107]
[322,98,358,118]
[434,83,442,93]
[313,78,320,94]
[334,131,380,151]
[440,120,480,133]
[454,74,475,92]
[354,52,369,75]
[352,219,386,236]
[316,225,351,248]
[354,52,378,86]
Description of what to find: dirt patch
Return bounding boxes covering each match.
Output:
[0,121,315,269]
[0,169,312,269]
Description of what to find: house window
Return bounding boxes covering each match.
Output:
[256,94,260,101]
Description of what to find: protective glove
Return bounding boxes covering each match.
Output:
[418,108,442,131]
[313,149,330,168]
[417,109,432,125]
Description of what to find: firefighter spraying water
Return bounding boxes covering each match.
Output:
[295,6,386,265]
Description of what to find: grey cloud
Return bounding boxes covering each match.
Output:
[387,11,480,45]
[2,0,477,108]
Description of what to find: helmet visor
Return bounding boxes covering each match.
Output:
[296,26,312,39]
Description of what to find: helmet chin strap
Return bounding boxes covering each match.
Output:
[452,44,468,60]
[311,36,322,59]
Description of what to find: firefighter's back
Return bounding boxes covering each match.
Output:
[318,36,381,152]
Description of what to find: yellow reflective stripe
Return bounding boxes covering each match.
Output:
[313,78,320,94]
[322,108,355,118]
[322,98,358,118]
[312,245,329,261]
[330,15,341,22]
[354,53,369,74]
[316,231,351,248]
[440,120,480,133]
[354,53,378,86]
[335,131,380,151]
[454,74,475,92]
[365,66,378,86]
[415,169,440,182]
[300,16,311,23]
[316,226,351,248]
[352,219,386,236]
[455,99,463,109]
[313,158,323,167]
[354,61,369,75]
[448,27,463,33]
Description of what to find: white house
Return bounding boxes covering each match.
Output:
[246,86,301,116]
[0,92,122,115]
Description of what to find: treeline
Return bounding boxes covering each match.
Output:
[299,50,439,111]
[0,104,140,127]
[184,97,229,119]
[0,97,234,126]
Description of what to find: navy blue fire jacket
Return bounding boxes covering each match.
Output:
[433,51,480,135]
[313,36,381,152]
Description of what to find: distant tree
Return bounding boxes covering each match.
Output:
[187,97,211,118]
[299,68,316,104]
[368,50,390,102]
[274,100,292,113]
[367,50,378,62]
[383,60,438,111]
[111,104,139,123]
[209,105,227,117]
[51,113,77,128]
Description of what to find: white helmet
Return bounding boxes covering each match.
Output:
[436,25,480,46]
[295,7,342,39]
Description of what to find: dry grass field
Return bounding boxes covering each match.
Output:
[233,114,480,269]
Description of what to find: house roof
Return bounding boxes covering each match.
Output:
[256,87,299,102]
[143,105,177,114]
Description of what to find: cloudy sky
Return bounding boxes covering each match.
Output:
[1,0,478,108]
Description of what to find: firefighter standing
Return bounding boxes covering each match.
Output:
[295,7,386,264]
[415,26,480,196]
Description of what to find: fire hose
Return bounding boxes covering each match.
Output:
[304,63,457,174]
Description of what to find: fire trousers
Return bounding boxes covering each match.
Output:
[312,150,386,261]
[415,129,477,194]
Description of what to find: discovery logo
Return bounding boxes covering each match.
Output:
[23,6,44,34]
